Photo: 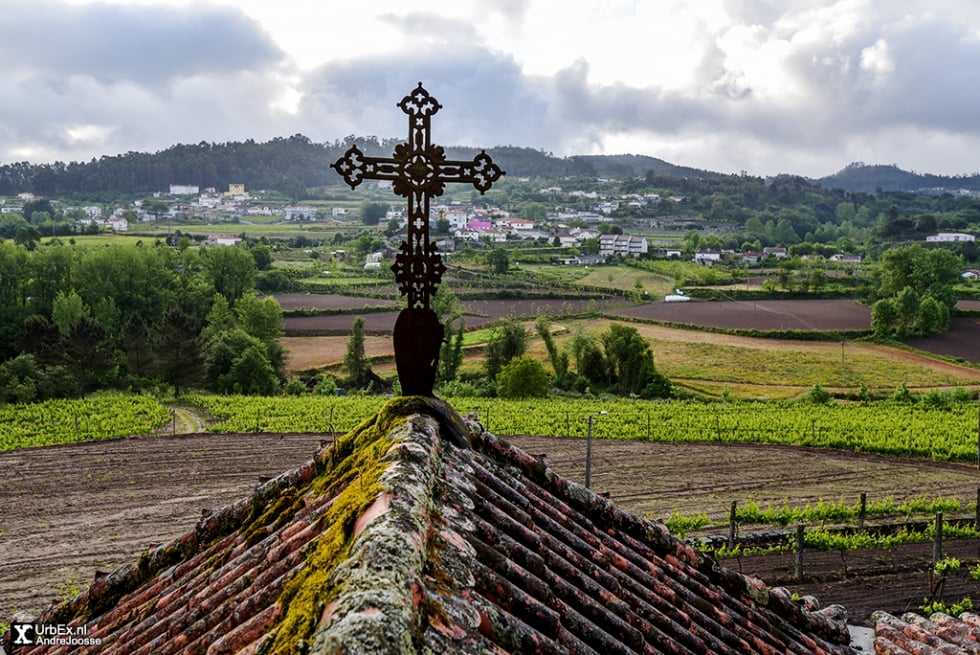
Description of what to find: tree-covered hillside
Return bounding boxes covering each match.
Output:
[3,133,979,199]
[818,162,980,194]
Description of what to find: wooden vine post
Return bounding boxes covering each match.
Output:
[795,523,805,582]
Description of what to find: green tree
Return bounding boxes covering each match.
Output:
[520,202,548,223]
[359,201,389,226]
[571,332,608,387]
[249,243,273,271]
[485,319,526,380]
[439,322,465,383]
[224,343,279,395]
[235,292,284,341]
[156,306,203,396]
[202,246,257,304]
[51,290,89,337]
[205,328,265,391]
[14,224,41,250]
[871,298,899,338]
[120,313,156,382]
[496,356,550,399]
[144,200,170,222]
[535,316,569,383]
[486,248,510,275]
[879,244,961,310]
[344,316,369,388]
[0,354,42,403]
[60,315,113,394]
[601,323,659,395]
[914,295,949,336]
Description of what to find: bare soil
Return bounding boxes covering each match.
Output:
[4,431,980,626]
[908,317,980,364]
[281,296,633,336]
[609,298,872,331]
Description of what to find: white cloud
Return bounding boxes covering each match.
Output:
[1,0,980,178]
[860,38,894,76]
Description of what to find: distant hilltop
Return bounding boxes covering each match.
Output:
[816,162,980,195]
[1,134,978,197]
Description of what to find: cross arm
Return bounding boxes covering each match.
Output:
[439,151,505,194]
[330,146,402,189]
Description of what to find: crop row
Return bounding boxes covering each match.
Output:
[711,520,980,558]
[4,394,976,463]
[185,395,980,462]
[0,394,171,451]
[662,495,970,536]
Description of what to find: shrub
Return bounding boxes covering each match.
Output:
[806,381,832,404]
[496,356,550,399]
[313,375,338,396]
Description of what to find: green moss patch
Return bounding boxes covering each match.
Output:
[259,397,421,653]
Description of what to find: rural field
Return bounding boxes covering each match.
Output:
[3,428,980,625]
[280,296,980,399]
[4,294,980,628]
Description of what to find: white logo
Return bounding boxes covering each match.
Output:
[12,623,34,645]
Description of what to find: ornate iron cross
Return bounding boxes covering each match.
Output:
[331,82,504,396]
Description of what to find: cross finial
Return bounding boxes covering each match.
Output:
[331,83,505,395]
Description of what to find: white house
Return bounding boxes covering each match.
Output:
[926,232,975,243]
[694,249,722,265]
[600,234,648,257]
[205,234,242,246]
[443,210,469,231]
[169,184,199,195]
[364,251,385,271]
[284,206,317,221]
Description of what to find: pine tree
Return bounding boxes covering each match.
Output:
[344,316,368,388]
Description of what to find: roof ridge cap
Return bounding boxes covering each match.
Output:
[311,411,449,653]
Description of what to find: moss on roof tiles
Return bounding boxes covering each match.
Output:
[259,396,418,653]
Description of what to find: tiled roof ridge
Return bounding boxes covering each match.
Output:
[6,397,859,654]
[463,414,853,648]
[306,408,448,653]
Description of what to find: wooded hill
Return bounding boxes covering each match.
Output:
[4,133,977,200]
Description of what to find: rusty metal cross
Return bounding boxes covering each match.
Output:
[331,82,504,396]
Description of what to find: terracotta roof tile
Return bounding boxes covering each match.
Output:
[5,398,858,654]
[873,610,980,654]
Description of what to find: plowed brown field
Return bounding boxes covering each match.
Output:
[4,431,980,626]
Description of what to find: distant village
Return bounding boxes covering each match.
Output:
[4,179,977,275]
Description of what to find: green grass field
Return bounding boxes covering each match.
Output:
[574,265,675,297]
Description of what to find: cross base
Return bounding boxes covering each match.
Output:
[393,308,444,396]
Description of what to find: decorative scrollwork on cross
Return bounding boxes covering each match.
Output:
[331,82,504,310]
[330,83,504,396]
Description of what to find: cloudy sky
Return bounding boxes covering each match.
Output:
[3,0,980,178]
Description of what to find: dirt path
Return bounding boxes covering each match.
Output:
[3,431,980,624]
[153,406,207,435]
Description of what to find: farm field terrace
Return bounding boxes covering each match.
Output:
[186,395,980,462]
[282,318,980,399]
[7,393,978,463]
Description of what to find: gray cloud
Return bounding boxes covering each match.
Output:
[2,0,980,177]
[293,45,554,151]
[0,1,291,162]
[0,1,285,84]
